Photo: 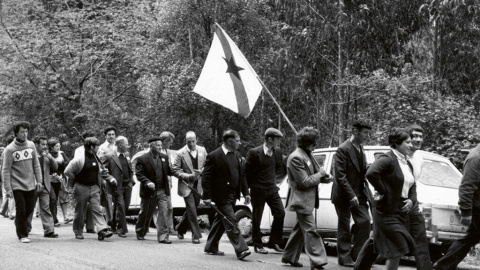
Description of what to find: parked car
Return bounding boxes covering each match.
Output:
[258,146,467,261]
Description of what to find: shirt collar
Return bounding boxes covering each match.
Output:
[392,149,409,162]
[263,143,273,156]
[222,144,233,155]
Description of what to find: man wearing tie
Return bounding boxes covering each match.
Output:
[245,128,286,254]
[332,120,372,267]
[173,131,207,244]
[103,136,135,238]
[202,130,251,260]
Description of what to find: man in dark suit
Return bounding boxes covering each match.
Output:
[332,120,372,267]
[172,131,207,244]
[281,126,332,270]
[245,127,286,254]
[433,146,480,269]
[134,137,173,243]
[202,129,251,260]
[103,136,135,238]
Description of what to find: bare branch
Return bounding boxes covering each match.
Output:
[102,84,135,109]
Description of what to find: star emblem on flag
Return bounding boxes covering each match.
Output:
[223,57,244,79]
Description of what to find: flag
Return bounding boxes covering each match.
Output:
[193,23,263,118]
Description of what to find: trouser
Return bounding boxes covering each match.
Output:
[50,182,61,223]
[282,211,328,268]
[204,193,249,257]
[433,207,480,270]
[110,182,132,233]
[136,189,172,241]
[12,189,36,239]
[251,187,285,248]
[72,184,108,235]
[176,185,202,239]
[34,186,55,235]
[1,183,16,218]
[335,202,371,263]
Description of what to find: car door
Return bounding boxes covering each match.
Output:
[314,152,337,231]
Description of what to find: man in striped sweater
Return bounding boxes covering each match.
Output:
[2,121,43,243]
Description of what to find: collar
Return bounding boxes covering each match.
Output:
[102,141,115,148]
[222,144,233,155]
[263,143,273,156]
[349,136,363,150]
[392,149,409,162]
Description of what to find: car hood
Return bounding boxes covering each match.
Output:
[416,182,459,207]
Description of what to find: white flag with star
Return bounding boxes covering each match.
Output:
[193,23,263,118]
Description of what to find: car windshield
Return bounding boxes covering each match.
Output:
[417,158,462,189]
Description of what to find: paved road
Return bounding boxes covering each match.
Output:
[0,216,476,270]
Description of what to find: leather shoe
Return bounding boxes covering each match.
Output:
[282,258,303,267]
[136,234,145,240]
[205,250,224,256]
[177,233,184,240]
[254,246,268,254]
[159,239,172,244]
[311,266,325,270]
[98,229,113,238]
[271,243,284,252]
[192,239,200,244]
[118,233,127,238]
[75,234,84,240]
[238,250,251,260]
[44,232,58,238]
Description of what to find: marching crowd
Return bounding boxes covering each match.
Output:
[1,120,480,270]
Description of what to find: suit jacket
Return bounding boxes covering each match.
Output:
[366,151,418,215]
[245,145,286,189]
[38,153,59,194]
[458,144,480,216]
[104,151,135,195]
[135,151,172,198]
[285,147,328,214]
[332,140,372,205]
[172,145,207,197]
[201,146,249,204]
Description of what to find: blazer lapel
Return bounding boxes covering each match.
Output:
[298,149,314,175]
[183,150,194,173]
[112,153,123,172]
[347,141,361,173]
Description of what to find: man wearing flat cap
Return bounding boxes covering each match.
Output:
[134,137,173,243]
[245,127,287,254]
[332,119,373,267]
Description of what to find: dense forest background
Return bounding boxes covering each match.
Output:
[1,0,479,159]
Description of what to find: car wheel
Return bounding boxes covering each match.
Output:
[234,208,253,245]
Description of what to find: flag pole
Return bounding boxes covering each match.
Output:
[257,78,298,134]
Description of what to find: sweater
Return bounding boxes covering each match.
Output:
[1,139,42,193]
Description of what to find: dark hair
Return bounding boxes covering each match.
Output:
[352,119,372,131]
[104,126,117,136]
[407,124,424,136]
[0,143,5,147]
[159,131,175,142]
[33,135,48,145]
[84,137,100,148]
[297,127,320,149]
[13,121,30,135]
[82,130,95,138]
[6,135,14,144]
[47,137,60,151]
[388,128,410,149]
[222,129,239,142]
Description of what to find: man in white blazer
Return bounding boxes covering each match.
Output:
[172,131,207,244]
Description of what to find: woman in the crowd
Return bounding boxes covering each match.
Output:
[365,128,419,270]
[48,137,72,225]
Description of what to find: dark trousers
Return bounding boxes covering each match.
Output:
[135,195,156,237]
[434,207,480,270]
[50,182,61,224]
[251,187,285,248]
[110,183,132,233]
[176,188,202,239]
[204,193,248,257]
[335,202,371,263]
[282,212,328,268]
[12,189,37,239]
